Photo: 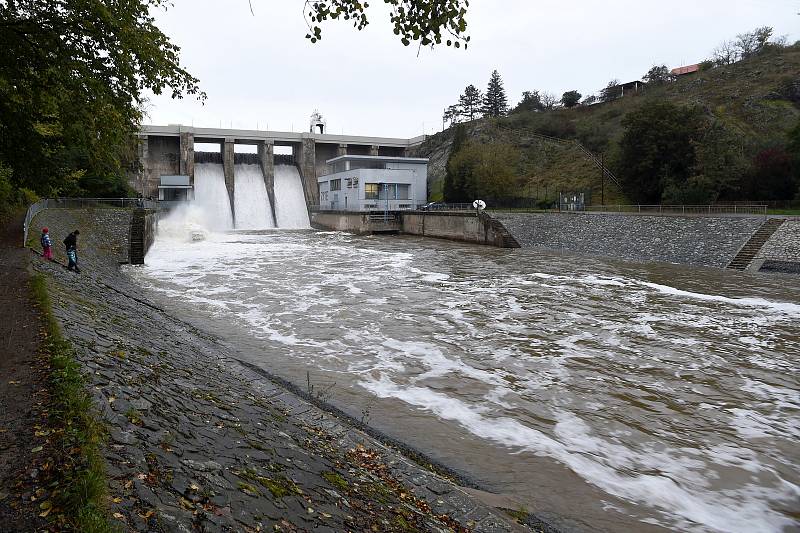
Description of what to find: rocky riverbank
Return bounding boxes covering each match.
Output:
[28,209,529,533]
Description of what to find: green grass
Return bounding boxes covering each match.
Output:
[30,274,111,532]
[767,208,800,215]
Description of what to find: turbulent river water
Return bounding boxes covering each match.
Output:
[125,229,800,533]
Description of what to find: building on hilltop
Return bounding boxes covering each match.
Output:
[670,64,700,77]
[608,80,644,99]
[317,155,428,211]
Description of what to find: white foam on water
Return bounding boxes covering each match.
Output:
[234,164,274,229]
[639,281,800,317]
[273,164,310,229]
[361,375,796,533]
[126,233,800,533]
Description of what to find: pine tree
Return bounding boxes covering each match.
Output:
[458,85,483,121]
[482,70,508,117]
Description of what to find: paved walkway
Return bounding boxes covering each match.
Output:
[31,209,530,533]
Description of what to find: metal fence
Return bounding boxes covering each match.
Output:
[23,197,157,246]
[582,204,768,216]
[309,202,481,213]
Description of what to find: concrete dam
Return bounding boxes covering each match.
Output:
[133,124,425,228]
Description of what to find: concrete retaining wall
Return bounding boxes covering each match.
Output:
[311,211,401,233]
[312,210,518,248]
[495,212,765,267]
[402,212,517,247]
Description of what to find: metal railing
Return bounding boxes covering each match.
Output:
[23,197,158,246]
[309,202,480,213]
[581,204,768,216]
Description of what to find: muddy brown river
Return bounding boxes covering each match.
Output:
[125,229,800,532]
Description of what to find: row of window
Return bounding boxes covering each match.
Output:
[364,183,410,200]
[323,180,412,201]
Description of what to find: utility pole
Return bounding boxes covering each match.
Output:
[600,153,605,205]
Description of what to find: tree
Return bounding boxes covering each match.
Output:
[581,95,598,106]
[443,104,462,128]
[617,101,705,203]
[735,26,773,59]
[0,0,203,198]
[643,65,675,85]
[712,40,738,66]
[304,0,470,49]
[482,70,509,117]
[599,80,621,102]
[512,91,544,113]
[540,92,559,110]
[443,124,469,202]
[458,85,483,121]
[745,148,797,200]
[561,90,582,108]
[684,122,748,202]
[447,142,520,201]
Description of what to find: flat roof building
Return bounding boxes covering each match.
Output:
[317,155,428,212]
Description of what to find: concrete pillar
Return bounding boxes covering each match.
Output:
[298,136,319,208]
[223,138,235,223]
[137,135,150,198]
[179,132,194,184]
[258,140,277,226]
[370,145,379,156]
[337,144,347,157]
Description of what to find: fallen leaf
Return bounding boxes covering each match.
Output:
[113,512,125,520]
[31,446,43,453]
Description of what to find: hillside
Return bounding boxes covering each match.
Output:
[413,43,800,205]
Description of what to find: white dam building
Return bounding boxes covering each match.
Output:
[317,155,429,212]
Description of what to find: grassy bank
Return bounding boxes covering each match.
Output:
[29,274,110,532]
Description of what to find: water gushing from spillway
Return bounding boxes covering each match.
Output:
[234,164,274,230]
[193,163,233,231]
[273,164,310,229]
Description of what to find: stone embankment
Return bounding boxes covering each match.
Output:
[753,220,800,273]
[29,208,528,533]
[494,212,765,268]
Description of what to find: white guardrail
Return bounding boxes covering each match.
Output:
[23,197,157,246]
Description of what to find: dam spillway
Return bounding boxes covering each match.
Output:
[273,165,310,229]
[178,155,308,232]
[234,164,274,230]
[193,163,233,231]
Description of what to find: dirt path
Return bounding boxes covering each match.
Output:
[0,213,48,531]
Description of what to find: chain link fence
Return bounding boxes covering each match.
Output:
[23,197,157,246]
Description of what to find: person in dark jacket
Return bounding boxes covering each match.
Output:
[63,230,81,272]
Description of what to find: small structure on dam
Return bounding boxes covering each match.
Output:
[317,154,428,211]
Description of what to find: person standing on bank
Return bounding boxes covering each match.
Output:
[63,230,81,273]
[40,228,52,260]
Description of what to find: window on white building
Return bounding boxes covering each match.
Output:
[330,179,341,191]
[365,183,379,200]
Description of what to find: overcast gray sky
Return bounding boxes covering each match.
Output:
[145,0,799,138]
